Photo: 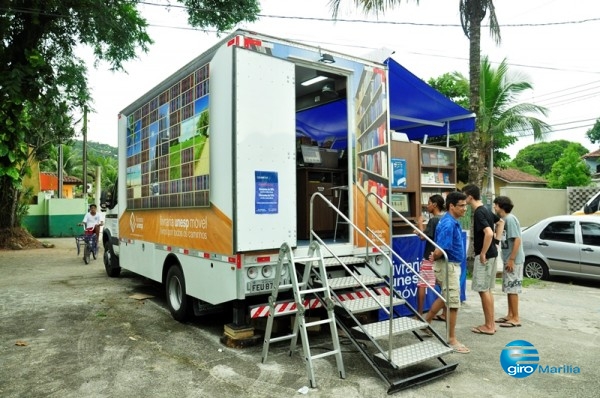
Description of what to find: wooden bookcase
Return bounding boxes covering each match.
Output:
[419,144,457,217]
[389,140,421,233]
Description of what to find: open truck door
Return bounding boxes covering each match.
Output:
[210,43,297,252]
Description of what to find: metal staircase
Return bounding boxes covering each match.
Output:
[260,191,459,393]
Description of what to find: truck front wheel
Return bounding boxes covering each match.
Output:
[166,265,192,322]
[103,239,121,277]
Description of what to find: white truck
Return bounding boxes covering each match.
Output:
[101,29,474,327]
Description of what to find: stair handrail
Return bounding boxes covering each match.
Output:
[365,191,451,343]
[309,193,395,299]
[309,191,399,360]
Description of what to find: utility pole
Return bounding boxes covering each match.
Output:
[58,144,63,199]
[82,106,88,203]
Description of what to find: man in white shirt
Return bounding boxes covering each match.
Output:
[80,204,103,245]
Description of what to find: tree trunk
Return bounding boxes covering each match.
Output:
[466,1,486,187]
[0,177,18,229]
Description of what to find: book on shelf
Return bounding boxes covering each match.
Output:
[443,172,450,184]
[428,151,438,166]
[436,172,444,184]
[421,151,431,166]
[426,172,436,184]
[421,192,430,205]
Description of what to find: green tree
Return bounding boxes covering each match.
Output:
[546,144,592,188]
[87,150,118,196]
[427,73,470,182]
[585,118,600,144]
[513,140,589,177]
[427,73,469,109]
[474,56,550,192]
[0,1,259,232]
[427,58,549,184]
[330,0,501,186]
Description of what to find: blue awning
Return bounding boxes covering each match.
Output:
[296,58,475,145]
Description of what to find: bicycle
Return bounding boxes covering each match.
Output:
[75,226,98,264]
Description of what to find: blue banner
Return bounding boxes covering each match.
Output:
[382,234,467,317]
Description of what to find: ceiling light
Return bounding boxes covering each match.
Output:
[301,75,328,86]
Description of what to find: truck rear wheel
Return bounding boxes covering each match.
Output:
[103,240,121,277]
[166,265,192,322]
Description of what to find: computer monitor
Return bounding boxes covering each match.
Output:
[300,145,322,164]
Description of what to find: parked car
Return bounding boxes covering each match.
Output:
[521,215,600,281]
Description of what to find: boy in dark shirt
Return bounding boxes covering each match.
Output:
[462,185,504,335]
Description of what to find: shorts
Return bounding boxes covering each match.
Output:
[503,262,523,294]
[417,259,436,287]
[472,255,498,292]
[434,260,461,309]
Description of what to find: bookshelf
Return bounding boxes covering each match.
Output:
[420,144,457,215]
[389,140,421,233]
[355,67,389,213]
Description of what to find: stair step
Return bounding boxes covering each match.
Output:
[293,256,322,265]
[352,317,428,339]
[374,340,454,370]
[323,256,366,266]
[295,256,366,267]
[338,295,404,314]
[325,275,385,290]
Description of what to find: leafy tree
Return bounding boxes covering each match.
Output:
[505,159,541,177]
[329,0,501,186]
[586,118,600,144]
[0,1,259,232]
[513,140,589,177]
[428,58,549,184]
[427,73,469,109]
[427,73,470,182]
[546,144,592,188]
[473,56,550,190]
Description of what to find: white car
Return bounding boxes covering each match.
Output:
[522,215,600,281]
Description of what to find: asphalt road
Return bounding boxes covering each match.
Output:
[1,238,599,398]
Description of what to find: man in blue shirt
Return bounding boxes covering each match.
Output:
[424,191,469,354]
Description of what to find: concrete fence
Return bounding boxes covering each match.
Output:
[22,194,88,237]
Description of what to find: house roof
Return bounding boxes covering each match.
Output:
[41,172,82,185]
[493,167,547,184]
[582,148,600,159]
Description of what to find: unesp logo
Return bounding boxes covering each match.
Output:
[130,212,136,233]
[500,340,540,378]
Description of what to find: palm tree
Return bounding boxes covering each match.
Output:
[39,144,82,178]
[329,0,501,185]
[455,56,551,195]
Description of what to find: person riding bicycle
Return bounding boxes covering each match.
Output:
[80,204,103,247]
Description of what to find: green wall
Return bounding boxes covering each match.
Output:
[22,196,88,237]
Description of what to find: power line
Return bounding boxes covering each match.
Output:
[138,1,600,28]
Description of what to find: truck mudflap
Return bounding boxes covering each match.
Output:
[249,286,391,318]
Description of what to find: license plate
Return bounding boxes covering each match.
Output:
[247,279,275,292]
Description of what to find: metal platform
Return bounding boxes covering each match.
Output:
[352,317,428,339]
[374,340,454,370]
[338,295,404,314]
[327,275,385,289]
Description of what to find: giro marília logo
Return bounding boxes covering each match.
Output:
[500,340,540,378]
